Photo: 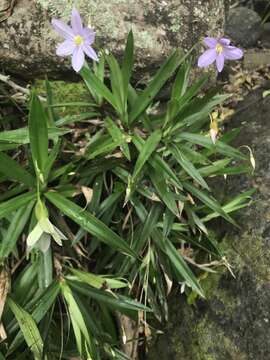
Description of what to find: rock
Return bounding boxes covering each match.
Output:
[254,0,270,17]
[0,0,227,79]
[243,49,270,68]
[260,22,270,48]
[147,84,270,360]
[226,6,262,47]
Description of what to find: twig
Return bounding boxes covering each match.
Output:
[0,74,46,101]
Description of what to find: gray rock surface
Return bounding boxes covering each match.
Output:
[226,6,262,47]
[260,22,270,48]
[254,0,270,16]
[147,83,270,360]
[0,0,227,79]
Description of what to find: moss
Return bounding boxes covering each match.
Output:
[35,79,92,115]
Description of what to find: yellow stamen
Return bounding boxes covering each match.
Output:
[215,43,223,54]
[74,35,84,46]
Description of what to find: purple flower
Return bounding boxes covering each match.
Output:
[52,8,98,72]
[198,37,243,72]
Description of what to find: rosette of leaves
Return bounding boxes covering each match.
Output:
[0,32,253,360]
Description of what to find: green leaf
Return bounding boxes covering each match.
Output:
[175,75,208,107]
[7,297,44,360]
[129,49,187,124]
[0,202,34,261]
[171,61,191,99]
[61,280,91,356]
[153,229,204,296]
[69,268,129,289]
[8,281,60,353]
[45,78,56,126]
[176,132,246,160]
[149,168,179,216]
[132,134,183,190]
[29,91,48,178]
[68,280,152,313]
[105,117,130,160]
[203,189,255,222]
[45,191,136,257]
[132,129,162,181]
[0,191,36,220]
[170,144,210,190]
[0,127,69,145]
[80,65,118,110]
[56,112,99,126]
[44,139,62,181]
[106,54,125,115]
[183,182,236,225]
[84,133,122,160]
[153,232,204,297]
[122,31,134,99]
[167,75,208,124]
[0,152,35,187]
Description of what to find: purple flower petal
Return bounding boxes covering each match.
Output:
[83,44,99,62]
[56,40,75,56]
[219,38,230,46]
[204,37,218,48]
[216,53,225,72]
[71,8,83,35]
[72,46,85,72]
[82,28,96,44]
[223,46,243,60]
[51,18,74,40]
[198,48,217,68]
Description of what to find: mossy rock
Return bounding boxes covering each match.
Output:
[0,0,226,79]
[147,85,270,360]
[35,79,91,115]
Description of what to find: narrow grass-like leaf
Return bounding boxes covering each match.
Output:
[153,231,204,297]
[183,181,236,225]
[84,134,122,160]
[175,132,246,160]
[202,189,255,222]
[132,129,162,181]
[69,269,129,289]
[0,202,34,261]
[0,127,69,144]
[106,54,125,115]
[0,152,35,187]
[171,61,191,99]
[29,92,48,177]
[170,145,209,190]
[68,280,152,313]
[105,117,130,160]
[80,65,118,110]
[132,134,183,190]
[7,297,44,360]
[0,191,36,220]
[45,191,136,257]
[61,280,91,356]
[149,168,179,216]
[122,31,134,99]
[8,281,60,353]
[129,49,186,124]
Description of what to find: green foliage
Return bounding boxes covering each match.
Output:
[0,31,252,359]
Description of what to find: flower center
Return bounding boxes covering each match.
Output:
[74,35,84,46]
[215,43,223,54]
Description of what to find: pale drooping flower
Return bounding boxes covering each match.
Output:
[27,201,67,253]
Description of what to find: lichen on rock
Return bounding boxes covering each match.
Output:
[0,0,226,79]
